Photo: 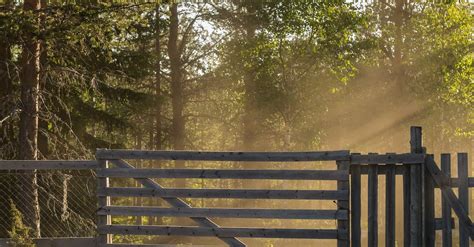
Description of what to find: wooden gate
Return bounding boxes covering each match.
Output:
[95,150,351,246]
[349,127,474,247]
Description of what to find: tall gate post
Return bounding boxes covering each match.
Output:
[409,126,423,246]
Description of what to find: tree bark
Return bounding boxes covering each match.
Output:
[241,4,258,150]
[155,5,163,151]
[18,0,42,237]
[167,3,185,151]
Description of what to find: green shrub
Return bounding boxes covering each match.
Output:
[7,199,36,247]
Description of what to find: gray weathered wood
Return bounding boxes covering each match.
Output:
[107,159,245,247]
[385,157,396,247]
[98,206,348,220]
[424,156,474,240]
[367,156,378,247]
[98,187,348,200]
[350,153,425,164]
[409,126,423,246]
[424,154,435,247]
[434,177,474,188]
[98,225,344,239]
[403,163,411,246]
[410,163,422,246]
[98,168,348,180]
[96,159,111,245]
[350,156,361,247]
[96,149,350,161]
[435,217,455,230]
[336,160,350,247]
[458,153,469,247]
[441,154,452,247]
[0,160,99,170]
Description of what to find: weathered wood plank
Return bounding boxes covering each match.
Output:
[435,217,455,230]
[98,225,344,239]
[96,150,350,161]
[98,187,348,200]
[434,178,474,188]
[98,206,348,220]
[409,163,422,246]
[409,126,423,247]
[403,163,411,246]
[350,157,361,247]
[424,154,435,247]
[458,153,469,247]
[0,160,99,170]
[350,153,425,164]
[367,157,378,247]
[98,168,348,180]
[441,154,452,247]
[385,159,396,247]
[97,159,111,245]
[424,156,474,240]
[336,160,350,247]
[108,159,245,247]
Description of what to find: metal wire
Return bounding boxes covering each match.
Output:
[0,170,97,238]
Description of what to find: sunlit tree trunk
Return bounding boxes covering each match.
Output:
[154,5,163,151]
[168,3,185,151]
[241,4,258,151]
[18,0,42,237]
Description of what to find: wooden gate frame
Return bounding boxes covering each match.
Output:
[95,150,352,247]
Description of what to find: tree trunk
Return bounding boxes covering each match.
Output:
[155,5,163,151]
[18,0,42,237]
[167,3,185,151]
[0,20,14,159]
[241,6,258,150]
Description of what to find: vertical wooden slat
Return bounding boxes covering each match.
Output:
[385,153,396,247]
[97,157,111,244]
[337,160,350,247]
[350,154,361,247]
[458,153,469,247]
[441,153,452,247]
[424,154,435,247]
[410,126,423,246]
[368,153,378,247]
[403,163,411,246]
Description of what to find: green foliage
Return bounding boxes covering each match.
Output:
[7,200,35,247]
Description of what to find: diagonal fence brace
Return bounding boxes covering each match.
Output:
[106,159,246,247]
[424,156,474,241]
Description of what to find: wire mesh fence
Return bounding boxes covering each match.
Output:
[0,169,97,238]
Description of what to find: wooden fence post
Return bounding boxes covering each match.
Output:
[409,126,423,246]
[368,153,378,247]
[96,151,111,245]
[385,153,396,247]
[441,153,452,247]
[350,153,361,247]
[337,160,350,247]
[425,154,435,247]
[458,153,469,247]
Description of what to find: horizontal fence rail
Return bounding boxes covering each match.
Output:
[96,149,350,161]
[97,168,348,180]
[99,187,348,200]
[98,225,346,239]
[0,160,99,170]
[97,206,348,220]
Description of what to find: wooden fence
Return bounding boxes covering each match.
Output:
[0,126,473,246]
